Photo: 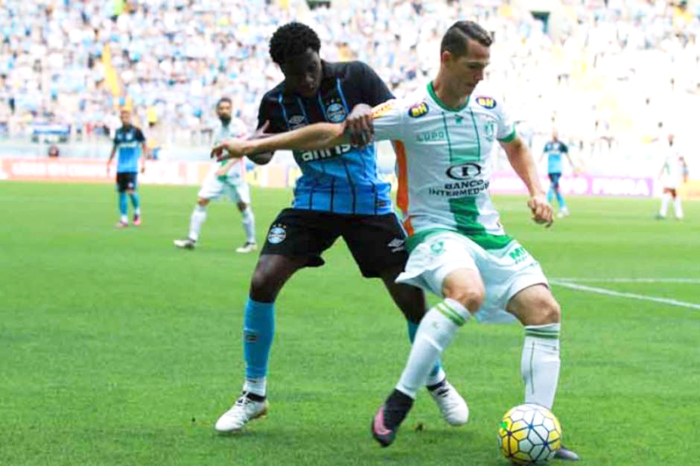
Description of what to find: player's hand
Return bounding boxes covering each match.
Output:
[527,194,554,228]
[345,103,374,148]
[211,139,247,161]
[140,165,146,174]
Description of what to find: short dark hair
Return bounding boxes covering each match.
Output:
[217,97,232,107]
[269,22,321,66]
[440,21,493,57]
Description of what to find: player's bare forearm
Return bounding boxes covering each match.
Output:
[255,123,346,153]
[213,123,348,160]
[502,136,552,226]
[502,137,545,196]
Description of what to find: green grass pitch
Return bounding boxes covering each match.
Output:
[1,182,699,466]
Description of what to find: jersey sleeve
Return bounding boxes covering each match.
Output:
[561,142,569,153]
[134,128,146,143]
[495,101,516,142]
[257,97,286,134]
[357,61,394,106]
[371,99,406,142]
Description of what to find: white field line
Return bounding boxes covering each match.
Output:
[550,280,700,310]
[552,278,700,284]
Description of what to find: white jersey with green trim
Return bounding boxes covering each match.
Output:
[372,82,516,247]
[213,118,248,184]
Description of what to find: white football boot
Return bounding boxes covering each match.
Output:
[215,392,268,433]
[236,242,258,253]
[429,380,469,426]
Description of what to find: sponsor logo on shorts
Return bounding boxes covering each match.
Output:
[430,240,445,255]
[509,246,529,264]
[475,96,496,109]
[267,225,287,244]
[387,238,405,253]
[408,102,429,118]
[289,115,307,130]
[326,102,347,123]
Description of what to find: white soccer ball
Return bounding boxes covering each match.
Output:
[498,404,562,464]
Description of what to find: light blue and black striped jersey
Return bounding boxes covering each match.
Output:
[543,140,568,174]
[258,61,394,215]
[113,125,145,173]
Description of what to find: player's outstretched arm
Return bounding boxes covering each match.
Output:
[501,136,553,227]
[212,122,347,161]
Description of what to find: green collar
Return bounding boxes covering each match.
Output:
[427,82,469,112]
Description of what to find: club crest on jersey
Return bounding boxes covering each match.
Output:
[289,115,307,130]
[408,102,429,118]
[326,102,346,123]
[267,224,287,244]
[475,96,496,109]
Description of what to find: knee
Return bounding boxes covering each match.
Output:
[531,297,561,325]
[249,268,274,302]
[443,285,485,313]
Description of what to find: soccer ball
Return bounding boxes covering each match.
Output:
[498,404,562,465]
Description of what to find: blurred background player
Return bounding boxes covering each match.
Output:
[107,109,146,228]
[657,134,689,220]
[174,98,256,252]
[213,22,466,435]
[540,130,576,218]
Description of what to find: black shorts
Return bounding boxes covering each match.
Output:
[116,172,138,192]
[261,208,409,278]
[548,173,561,189]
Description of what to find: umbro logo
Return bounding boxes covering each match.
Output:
[387,238,405,253]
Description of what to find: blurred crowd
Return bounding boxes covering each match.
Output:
[0,0,699,169]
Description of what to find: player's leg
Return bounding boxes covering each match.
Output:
[215,210,337,433]
[658,188,672,218]
[175,169,222,248]
[233,183,257,252]
[174,197,210,249]
[115,174,129,228]
[507,285,579,461]
[124,174,141,224]
[551,174,568,216]
[369,233,480,446]
[671,190,684,219]
[547,173,556,204]
[379,266,468,426]
[215,253,305,434]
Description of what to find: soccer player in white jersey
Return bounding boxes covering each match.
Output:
[211,21,578,461]
[656,134,689,220]
[174,98,257,252]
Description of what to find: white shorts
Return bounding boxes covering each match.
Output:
[396,231,548,323]
[198,167,250,204]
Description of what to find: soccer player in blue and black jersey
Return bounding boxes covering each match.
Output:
[214,22,467,433]
[107,109,146,228]
[540,130,575,218]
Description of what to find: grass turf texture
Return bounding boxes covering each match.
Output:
[1,182,699,466]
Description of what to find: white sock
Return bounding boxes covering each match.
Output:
[241,207,256,243]
[120,214,128,223]
[426,367,446,387]
[189,204,207,241]
[660,193,671,217]
[673,196,683,219]
[243,377,267,397]
[397,298,470,399]
[522,323,561,410]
